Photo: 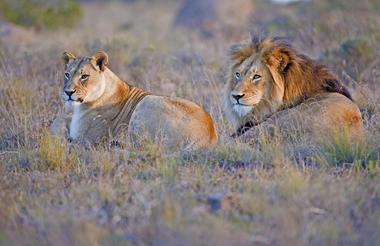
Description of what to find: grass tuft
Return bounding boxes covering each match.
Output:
[319,129,378,168]
[38,131,79,173]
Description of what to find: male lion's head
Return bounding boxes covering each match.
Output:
[224,35,352,128]
[226,49,274,118]
[61,51,109,105]
[224,36,288,127]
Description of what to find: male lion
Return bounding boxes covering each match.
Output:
[224,36,363,140]
[51,51,217,149]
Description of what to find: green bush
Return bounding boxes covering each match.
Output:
[0,0,82,29]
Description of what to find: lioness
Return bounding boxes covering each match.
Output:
[51,51,217,149]
[224,36,363,140]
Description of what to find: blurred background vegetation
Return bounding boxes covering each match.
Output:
[0,0,82,29]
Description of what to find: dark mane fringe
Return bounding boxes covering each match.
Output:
[323,79,352,100]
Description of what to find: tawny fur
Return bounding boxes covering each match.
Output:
[224,36,363,139]
[51,51,217,149]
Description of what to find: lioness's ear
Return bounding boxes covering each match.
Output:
[92,51,109,72]
[229,43,254,65]
[62,52,76,65]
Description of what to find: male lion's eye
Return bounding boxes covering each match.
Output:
[64,72,71,80]
[235,72,241,80]
[81,74,89,81]
[252,74,261,80]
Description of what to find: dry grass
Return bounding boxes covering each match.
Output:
[0,1,379,245]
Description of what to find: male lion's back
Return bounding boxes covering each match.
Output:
[318,93,363,133]
[240,93,363,142]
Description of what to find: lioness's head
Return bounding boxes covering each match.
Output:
[62,51,109,104]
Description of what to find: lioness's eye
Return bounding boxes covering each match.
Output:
[81,74,89,81]
[252,74,261,80]
[64,72,71,80]
[235,72,241,80]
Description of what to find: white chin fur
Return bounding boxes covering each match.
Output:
[64,101,73,109]
[233,104,253,118]
[64,101,81,109]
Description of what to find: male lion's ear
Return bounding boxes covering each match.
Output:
[229,43,254,65]
[62,52,76,65]
[92,51,109,72]
[263,48,291,73]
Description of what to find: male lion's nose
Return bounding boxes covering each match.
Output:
[65,90,76,97]
[232,93,245,102]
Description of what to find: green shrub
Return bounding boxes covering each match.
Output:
[0,0,82,29]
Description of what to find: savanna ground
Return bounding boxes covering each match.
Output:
[0,0,380,245]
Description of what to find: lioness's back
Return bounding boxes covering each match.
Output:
[128,95,217,148]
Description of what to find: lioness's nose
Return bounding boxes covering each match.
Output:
[65,90,76,97]
[232,93,245,101]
